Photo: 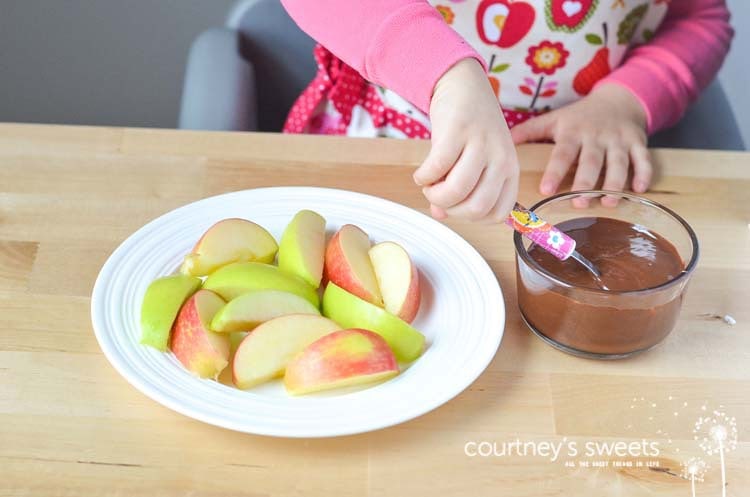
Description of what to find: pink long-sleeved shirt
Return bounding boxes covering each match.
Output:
[281,0,732,133]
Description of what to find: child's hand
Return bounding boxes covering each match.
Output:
[414,58,519,223]
[510,83,652,207]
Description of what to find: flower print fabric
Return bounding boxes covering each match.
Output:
[525,40,570,75]
[519,39,568,112]
[436,5,456,23]
[545,0,599,32]
[285,0,669,138]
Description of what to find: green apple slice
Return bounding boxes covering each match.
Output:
[229,331,248,356]
[278,210,326,288]
[203,262,319,307]
[210,290,320,333]
[322,282,425,362]
[140,274,202,351]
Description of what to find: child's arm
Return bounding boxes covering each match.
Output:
[282,0,519,222]
[280,0,483,113]
[601,0,733,134]
[511,0,733,203]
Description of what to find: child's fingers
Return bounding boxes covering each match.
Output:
[442,166,503,220]
[477,170,520,224]
[540,139,579,195]
[430,204,448,219]
[510,113,554,145]
[571,140,605,208]
[601,145,629,207]
[414,137,463,186]
[422,144,485,208]
[630,144,652,193]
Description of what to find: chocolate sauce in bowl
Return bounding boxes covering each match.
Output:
[517,217,688,357]
[529,217,684,292]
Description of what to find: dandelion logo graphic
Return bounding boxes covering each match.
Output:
[693,410,738,497]
[681,457,709,497]
[625,397,739,497]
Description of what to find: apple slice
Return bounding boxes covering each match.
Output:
[284,328,399,395]
[180,218,278,276]
[322,282,425,362]
[170,289,230,379]
[325,224,383,306]
[369,241,421,323]
[203,262,319,307]
[278,210,326,288]
[210,290,320,333]
[232,314,341,389]
[229,331,248,356]
[140,274,202,351]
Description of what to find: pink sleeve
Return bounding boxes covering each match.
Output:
[596,0,733,133]
[280,0,485,113]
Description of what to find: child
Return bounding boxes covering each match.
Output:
[281,0,732,220]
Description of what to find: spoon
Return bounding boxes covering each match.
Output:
[506,203,608,289]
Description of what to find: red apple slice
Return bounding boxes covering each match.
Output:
[368,242,421,323]
[324,225,383,306]
[180,218,278,276]
[284,328,399,395]
[170,289,230,379]
[232,314,341,389]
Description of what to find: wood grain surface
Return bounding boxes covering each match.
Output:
[1,123,748,496]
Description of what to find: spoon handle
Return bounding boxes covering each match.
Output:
[505,203,576,261]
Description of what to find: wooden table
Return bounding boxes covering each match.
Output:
[1,123,748,496]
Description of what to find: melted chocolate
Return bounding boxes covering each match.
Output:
[517,217,688,357]
[529,217,684,292]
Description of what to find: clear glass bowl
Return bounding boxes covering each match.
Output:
[514,191,699,359]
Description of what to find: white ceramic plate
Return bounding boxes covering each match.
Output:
[91,187,504,437]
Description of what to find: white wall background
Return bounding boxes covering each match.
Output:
[0,0,233,128]
[0,0,747,144]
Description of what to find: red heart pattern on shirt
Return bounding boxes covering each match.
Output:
[546,0,598,32]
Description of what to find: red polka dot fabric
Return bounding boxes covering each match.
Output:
[502,108,542,128]
[284,45,542,138]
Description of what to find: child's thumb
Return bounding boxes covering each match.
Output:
[430,204,448,220]
[413,140,461,186]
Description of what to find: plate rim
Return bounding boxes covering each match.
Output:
[91,186,505,437]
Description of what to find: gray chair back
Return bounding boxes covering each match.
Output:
[650,79,744,150]
[232,0,317,131]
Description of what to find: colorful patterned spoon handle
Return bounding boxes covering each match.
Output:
[505,203,576,261]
